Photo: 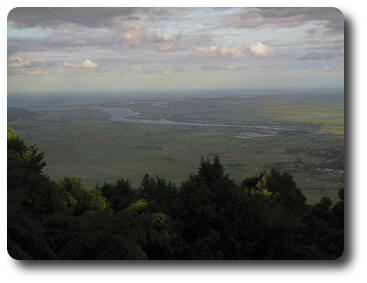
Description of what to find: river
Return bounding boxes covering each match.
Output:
[100,107,292,132]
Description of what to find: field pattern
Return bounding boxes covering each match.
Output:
[8,92,344,203]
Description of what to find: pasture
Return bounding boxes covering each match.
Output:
[8,93,344,203]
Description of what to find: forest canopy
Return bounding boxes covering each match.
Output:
[7,128,344,260]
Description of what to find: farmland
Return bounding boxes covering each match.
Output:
[8,91,344,203]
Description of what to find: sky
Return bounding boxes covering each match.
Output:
[7,7,344,93]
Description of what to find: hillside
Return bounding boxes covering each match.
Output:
[7,128,344,260]
[7,107,42,121]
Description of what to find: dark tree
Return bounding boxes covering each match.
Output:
[7,129,344,260]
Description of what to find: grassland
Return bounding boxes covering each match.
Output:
[8,93,344,203]
[216,94,344,134]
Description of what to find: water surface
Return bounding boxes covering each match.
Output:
[101,107,292,131]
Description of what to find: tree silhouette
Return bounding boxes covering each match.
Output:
[7,128,344,260]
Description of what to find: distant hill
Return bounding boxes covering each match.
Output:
[7,107,42,121]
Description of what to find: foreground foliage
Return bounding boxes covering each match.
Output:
[7,128,344,260]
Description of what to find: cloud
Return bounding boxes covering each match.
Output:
[7,7,186,29]
[249,42,270,56]
[129,64,167,73]
[307,23,344,37]
[8,7,137,28]
[323,65,334,72]
[7,29,122,55]
[194,46,245,57]
[201,64,240,71]
[8,56,24,68]
[225,7,343,36]
[63,59,98,71]
[130,64,142,71]
[151,33,193,53]
[299,52,342,60]
[154,41,175,52]
[153,33,177,52]
[23,69,49,75]
[129,64,187,74]
[121,28,143,47]
[157,33,176,41]
[8,56,44,68]
[8,56,48,75]
[7,7,344,89]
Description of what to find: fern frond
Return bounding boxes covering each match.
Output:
[8,220,58,259]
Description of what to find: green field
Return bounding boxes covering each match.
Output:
[8,93,344,203]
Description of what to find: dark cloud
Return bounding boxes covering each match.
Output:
[259,7,342,22]
[7,30,122,55]
[7,7,186,29]
[225,7,344,36]
[7,7,344,81]
[268,38,344,53]
[8,7,139,28]
[308,22,344,36]
[7,8,196,55]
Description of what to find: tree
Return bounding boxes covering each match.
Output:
[8,129,344,260]
[100,179,136,212]
[256,169,307,215]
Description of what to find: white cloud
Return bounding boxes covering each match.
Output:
[121,28,142,47]
[153,32,181,52]
[158,33,176,41]
[194,46,245,57]
[130,64,142,71]
[8,56,47,75]
[155,41,175,52]
[249,42,270,56]
[8,56,45,69]
[323,65,333,71]
[64,59,98,71]
[8,56,23,68]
